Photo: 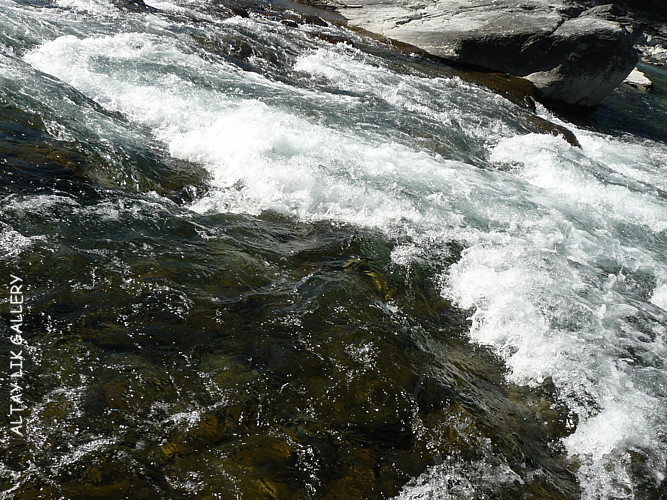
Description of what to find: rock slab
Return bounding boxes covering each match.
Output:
[624,67,653,89]
[332,0,639,108]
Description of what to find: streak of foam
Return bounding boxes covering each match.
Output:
[396,456,522,499]
[0,224,46,259]
[54,0,117,16]
[294,47,518,144]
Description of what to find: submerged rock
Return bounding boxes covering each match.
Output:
[324,0,638,109]
[112,0,158,13]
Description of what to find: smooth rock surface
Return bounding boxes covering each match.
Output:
[623,67,653,89]
[329,0,639,108]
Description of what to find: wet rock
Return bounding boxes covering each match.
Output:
[169,413,228,451]
[303,14,328,26]
[325,464,378,499]
[156,407,246,464]
[41,401,74,424]
[56,455,167,500]
[526,11,638,108]
[229,5,250,18]
[462,71,537,112]
[307,32,354,45]
[325,0,638,109]
[63,475,160,499]
[344,258,395,300]
[638,42,667,66]
[112,0,159,13]
[234,436,295,467]
[524,114,581,148]
[101,380,128,410]
[84,322,135,350]
[636,29,667,66]
[580,3,632,21]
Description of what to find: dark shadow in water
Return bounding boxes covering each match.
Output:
[558,63,667,145]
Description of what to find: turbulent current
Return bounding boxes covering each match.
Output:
[1,0,667,498]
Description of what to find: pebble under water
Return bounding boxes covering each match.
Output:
[0,0,666,498]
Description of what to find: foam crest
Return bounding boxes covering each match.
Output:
[458,130,667,495]
[651,283,667,310]
[25,34,470,229]
[294,48,517,144]
[0,226,45,259]
[490,133,667,233]
[397,457,522,499]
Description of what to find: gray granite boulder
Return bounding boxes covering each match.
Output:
[332,0,639,108]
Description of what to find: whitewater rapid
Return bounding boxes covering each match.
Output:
[2,0,666,497]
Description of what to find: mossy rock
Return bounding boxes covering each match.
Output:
[234,436,295,467]
[344,258,396,300]
[40,400,73,423]
[157,407,247,464]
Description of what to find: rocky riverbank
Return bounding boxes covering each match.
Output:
[312,0,643,109]
[621,7,667,67]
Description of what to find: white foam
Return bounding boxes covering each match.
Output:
[4,194,80,212]
[490,133,667,233]
[467,131,667,495]
[143,0,187,13]
[54,0,117,16]
[0,225,46,259]
[23,30,667,498]
[396,457,522,499]
[651,283,667,311]
[294,47,516,144]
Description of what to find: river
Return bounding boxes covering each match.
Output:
[1,0,666,498]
